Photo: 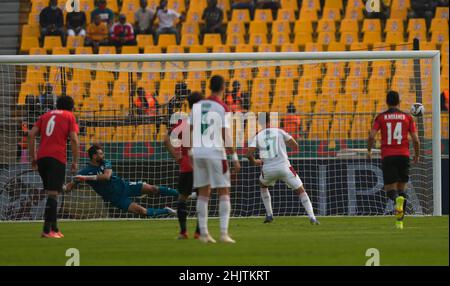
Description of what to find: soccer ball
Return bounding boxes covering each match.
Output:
[410,103,424,117]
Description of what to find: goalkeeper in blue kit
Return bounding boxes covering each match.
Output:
[65,144,178,217]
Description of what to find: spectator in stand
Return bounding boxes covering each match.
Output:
[134,87,159,116]
[282,103,302,139]
[152,0,185,44]
[256,0,280,19]
[135,0,155,35]
[66,10,87,37]
[39,84,56,113]
[231,0,255,19]
[39,0,64,43]
[363,0,389,20]
[228,81,250,112]
[409,0,439,29]
[441,89,449,111]
[86,14,110,53]
[201,0,225,42]
[91,0,115,27]
[111,14,137,48]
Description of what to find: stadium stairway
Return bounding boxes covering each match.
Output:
[0,0,20,55]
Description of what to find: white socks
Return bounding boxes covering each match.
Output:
[260,188,273,217]
[196,196,209,236]
[219,195,231,235]
[299,192,316,220]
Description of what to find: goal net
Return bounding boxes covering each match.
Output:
[0,51,442,221]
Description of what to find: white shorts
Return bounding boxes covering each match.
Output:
[193,158,231,189]
[259,166,303,190]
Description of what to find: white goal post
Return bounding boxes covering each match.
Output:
[0,51,442,219]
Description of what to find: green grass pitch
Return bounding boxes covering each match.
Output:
[0,216,448,266]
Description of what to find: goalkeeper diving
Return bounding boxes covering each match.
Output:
[65,144,178,217]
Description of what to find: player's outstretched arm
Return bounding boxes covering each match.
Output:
[163,133,181,162]
[286,138,299,151]
[246,147,262,166]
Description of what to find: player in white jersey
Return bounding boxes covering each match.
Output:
[246,114,319,225]
[189,75,241,244]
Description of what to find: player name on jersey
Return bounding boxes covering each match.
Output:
[384,114,406,120]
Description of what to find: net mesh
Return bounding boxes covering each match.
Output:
[0,52,443,220]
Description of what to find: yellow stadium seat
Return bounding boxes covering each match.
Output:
[407,18,426,34]
[363,31,381,45]
[25,67,45,84]
[21,36,39,53]
[344,8,363,21]
[226,33,245,46]
[340,32,358,45]
[75,47,93,54]
[280,44,299,52]
[305,42,323,52]
[419,41,436,51]
[136,34,154,49]
[217,0,230,14]
[308,116,331,140]
[334,100,354,113]
[98,46,116,54]
[94,70,114,83]
[249,33,267,46]
[235,44,253,53]
[168,0,185,12]
[317,32,336,45]
[122,0,140,13]
[351,114,374,139]
[27,12,40,26]
[66,80,86,102]
[303,64,322,80]
[395,42,412,51]
[181,22,200,35]
[408,30,427,42]
[367,76,388,95]
[321,76,340,96]
[327,41,346,51]
[136,79,157,92]
[345,76,364,94]
[72,69,92,82]
[210,68,231,81]
[389,9,407,20]
[141,62,162,81]
[293,97,313,114]
[186,9,202,22]
[431,31,449,44]
[254,9,273,22]
[317,19,336,32]
[257,66,276,78]
[272,20,290,35]
[321,7,341,21]
[279,65,299,78]
[372,42,391,51]
[348,61,368,78]
[212,45,231,53]
[350,42,368,51]
[281,0,299,10]
[158,80,176,105]
[157,34,177,47]
[66,36,84,50]
[121,46,139,54]
[302,0,321,11]
[79,0,95,12]
[272,32,291,46]
[299,8,318,22]
[179,34,199,47]
[226,21,245,35]
[22,24,39,37]
[187,62,207,80]
[277,9,296,22]
[363,19,381,33]
[294,19,313,34]
[251,79,270,101]
[391,75,411,94]
[391,0,410,10]
[166,45,184,53]
[372,61,392,78]
[435,7,449,19]
[297,75,317,99]
[324,0,343,10]
[112,79,130,99]
[329,117,351,140]
[347,0,364,9]
[143,46,162,54]
[43,36,62,51]
[52,47,70,54]
[340,19,358,33]
[294,32,313,46]
[325,62,345,78]
[257,44,276,52]
[18,82,40,104]
[234,68,253,81]
[231,9,251,23]
[31,0,47,13]
[385,19,404,33]
[204,33,223,46]
[189,45,208,53]
[249,21,268,34]
[385,31,404,45]
[29,47,46,55]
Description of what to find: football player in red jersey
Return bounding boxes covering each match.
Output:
[368,91,420,229]
[28,96,80,238]
[164,92,203,239]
